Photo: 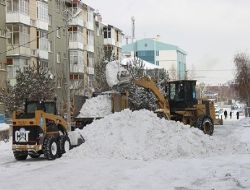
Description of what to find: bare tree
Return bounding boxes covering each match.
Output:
[234,53,250,109]
[169,64,177,80]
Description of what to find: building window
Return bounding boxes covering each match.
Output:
[103,26,111,39]
[116,30,119,42]
[7,0,29,15]
[56,27,60,38]
[68,26,83,42]
[37,1,48,22]
[156,51,159,56]
[37,30,48,50]
[57,52,61,63]
[156,61,159,66]
[49,15,52,26]
[48,41,52,52]
[7,24,30,47]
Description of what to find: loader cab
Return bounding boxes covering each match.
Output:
[19,100,57,119]
[166,80,197,112]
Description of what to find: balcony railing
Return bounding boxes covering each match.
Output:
[6,12,30,26]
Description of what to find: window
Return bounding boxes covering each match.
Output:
[49,15,52,26]
[116,30,119,42]
[37,30,48,50]
[48,41,52,52]
[70,51,83,66]
[37,1,48,22]
[156,61,159,66]
[7,24,30,47]
[156,51,159,56]
[103,26,111,39]
[68,26,83,42]
[57,52,61,63]
[56,27,60,38]
[7,0,29,14]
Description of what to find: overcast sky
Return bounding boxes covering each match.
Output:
[85,0,250,85]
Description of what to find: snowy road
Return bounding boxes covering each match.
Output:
[0,113,250,190]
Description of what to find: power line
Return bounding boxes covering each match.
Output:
[0,25,65,55]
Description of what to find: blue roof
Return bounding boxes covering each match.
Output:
[122,38,187,55]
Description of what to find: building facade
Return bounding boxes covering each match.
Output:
[0,0,6,114]
[122,38,187,80]
[103,24,123,60]
[6,0,49,86]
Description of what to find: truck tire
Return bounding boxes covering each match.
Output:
[14,151,28,161]
[43,136,60,160]
[196,116,214,135]
[59,135,71,154]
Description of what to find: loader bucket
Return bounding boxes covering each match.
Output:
[68,130,85,148]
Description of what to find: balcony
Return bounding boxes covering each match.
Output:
[37,49,48,60]
[69,17,84,27]
[7,46,31,57]
[104,38,116,46]
[36,20,48,31]
[87,67,94,75]
[86,21,94,31]
[69,42,84,50]
[6,12,30,26]
[87,44,94,53]
[70,63,84,73]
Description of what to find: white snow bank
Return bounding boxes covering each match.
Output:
[121,57,163,69]
[106,61,128,87]
[68,109,249,160]
[0,123,9,132]
[238,117,250,127]
[77,95,112,118]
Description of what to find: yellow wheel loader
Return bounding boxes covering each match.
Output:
[12,100,84,160]
[132,77,222,135]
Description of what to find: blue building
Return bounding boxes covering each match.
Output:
[122,38,187,80]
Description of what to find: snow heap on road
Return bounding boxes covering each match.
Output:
[77,95,112,118]
[69,109,249,160]
[238,117,250,127]
[0,123,10,132]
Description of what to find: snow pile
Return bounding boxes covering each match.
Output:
[106,61,128,87]
[238,117,250,127]
[68,109,249,160]
[77,95,112,118]
[0,123,10,132]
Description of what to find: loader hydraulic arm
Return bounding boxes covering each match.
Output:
[133,77,171,116]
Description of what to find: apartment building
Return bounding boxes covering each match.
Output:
[122,38,187,80]
[103,24,123,61]
[6,0,49,86]
[0,0,6,114]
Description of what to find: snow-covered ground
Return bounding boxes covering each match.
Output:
[0,110,250,190]
[0,123,10,132]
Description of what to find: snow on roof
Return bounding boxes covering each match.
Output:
[121,57,163,70]
[67,109,248,160]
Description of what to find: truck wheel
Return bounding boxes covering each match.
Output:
[196,116,214,135]
[13,151,28,161]
[43,136,60,160]
[59,135,71,154]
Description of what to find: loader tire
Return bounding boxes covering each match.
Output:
[43,136,60,160]
[14,151,28,161]
[196,116,214,136]
[59,135,71,154]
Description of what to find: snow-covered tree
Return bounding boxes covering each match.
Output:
[118,58,169,111]
[94,59,111,92]
[0,65,55,113]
